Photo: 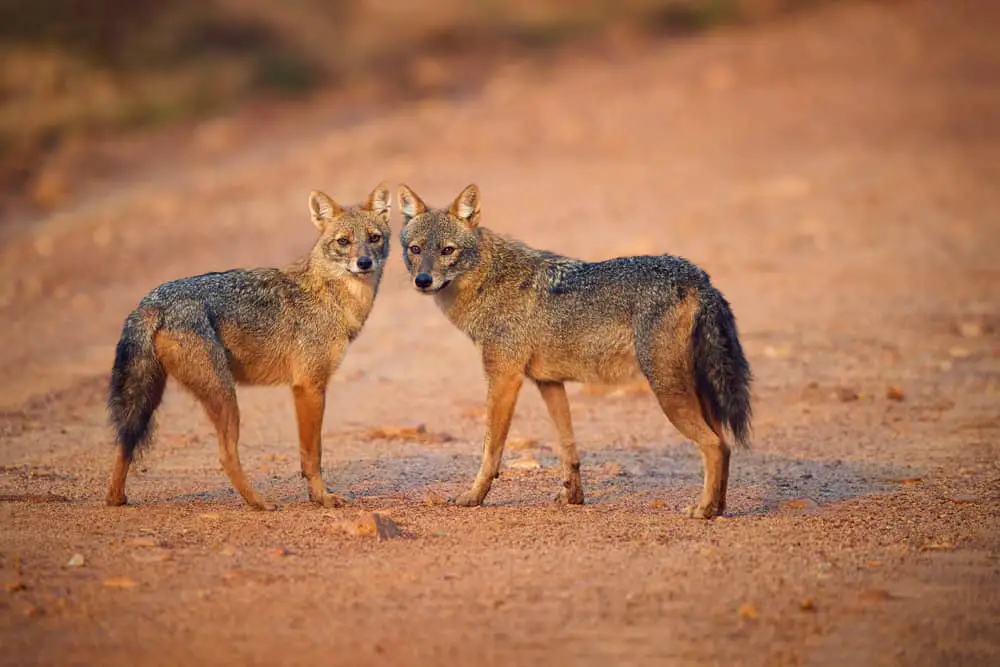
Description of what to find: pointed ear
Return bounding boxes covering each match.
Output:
[449,184,480,228]
[364,182,390,220]
[309,190,342,229]
[398,184,427,226]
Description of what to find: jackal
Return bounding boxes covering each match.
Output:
[106,184,391,510]
[397,183,751,518]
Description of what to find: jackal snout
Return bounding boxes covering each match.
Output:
[398,183,482,293]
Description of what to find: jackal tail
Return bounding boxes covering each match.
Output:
[108,310,166,457]
[692,293,753,448]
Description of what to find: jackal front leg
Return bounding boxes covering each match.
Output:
[292,381,345,508]
[452,370,524,507]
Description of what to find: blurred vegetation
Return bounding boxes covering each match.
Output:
[1,0,839,210]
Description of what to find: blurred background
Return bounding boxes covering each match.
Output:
[1,0,874,221]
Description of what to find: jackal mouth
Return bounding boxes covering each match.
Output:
[416,279,451,294]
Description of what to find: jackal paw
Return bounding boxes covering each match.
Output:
[683,503,722,520]
[449,490,485,507]
[312,492,347,509]
[554,483,584,505]
[105,493,127,507]
[249,498,280,511]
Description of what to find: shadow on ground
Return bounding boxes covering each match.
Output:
[84,444,924,518]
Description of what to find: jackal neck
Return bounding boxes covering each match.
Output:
[433,228,538,336]
[289,259,381,338]
[334,271,380,339]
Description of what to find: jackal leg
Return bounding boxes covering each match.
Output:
[208,392,277,510]
[292,381,344,508]
[452,370,524,507]
[658,392,730,519]
[106,446,132,506]
[156,331,276,510]
[641,291,730,519]
[535,380,584,505]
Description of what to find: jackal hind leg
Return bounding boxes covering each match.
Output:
[535,380,584,505]
[641,296,730,519]
[156,330,277,510]
[658,389,730,519]
[106,445,133,507]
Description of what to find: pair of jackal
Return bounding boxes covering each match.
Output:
[107,183,752,519]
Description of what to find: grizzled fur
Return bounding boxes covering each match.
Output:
[398,183,751,519]
[107,184,392,510]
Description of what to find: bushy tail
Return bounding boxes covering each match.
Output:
[692,291,753,448]
[108,309,166,458]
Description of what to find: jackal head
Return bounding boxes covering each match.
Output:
[397,183,482,293]
[307,184,391,279]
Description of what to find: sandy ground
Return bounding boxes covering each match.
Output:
[1,1,999,665]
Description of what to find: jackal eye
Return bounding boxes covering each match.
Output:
[440,246,456,256]
[336,237,351,247]
[368,233,382,244]
[409,244,421,255]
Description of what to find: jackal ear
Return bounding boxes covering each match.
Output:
[398,184,427,226]
[449,183,480,228]
[309,190,342,229]
[364,182,391,220]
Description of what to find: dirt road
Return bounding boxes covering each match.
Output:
[1,2,999,665]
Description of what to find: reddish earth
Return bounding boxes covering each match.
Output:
[1,2,999,665]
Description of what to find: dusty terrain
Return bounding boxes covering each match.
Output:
[1,1,999,665]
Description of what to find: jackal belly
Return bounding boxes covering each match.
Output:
[218,324,293,385]
[526,328,642,384]
[228,352,292,385]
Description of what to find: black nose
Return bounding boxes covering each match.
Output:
[415,273,433,289]
[356,256,373,271]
